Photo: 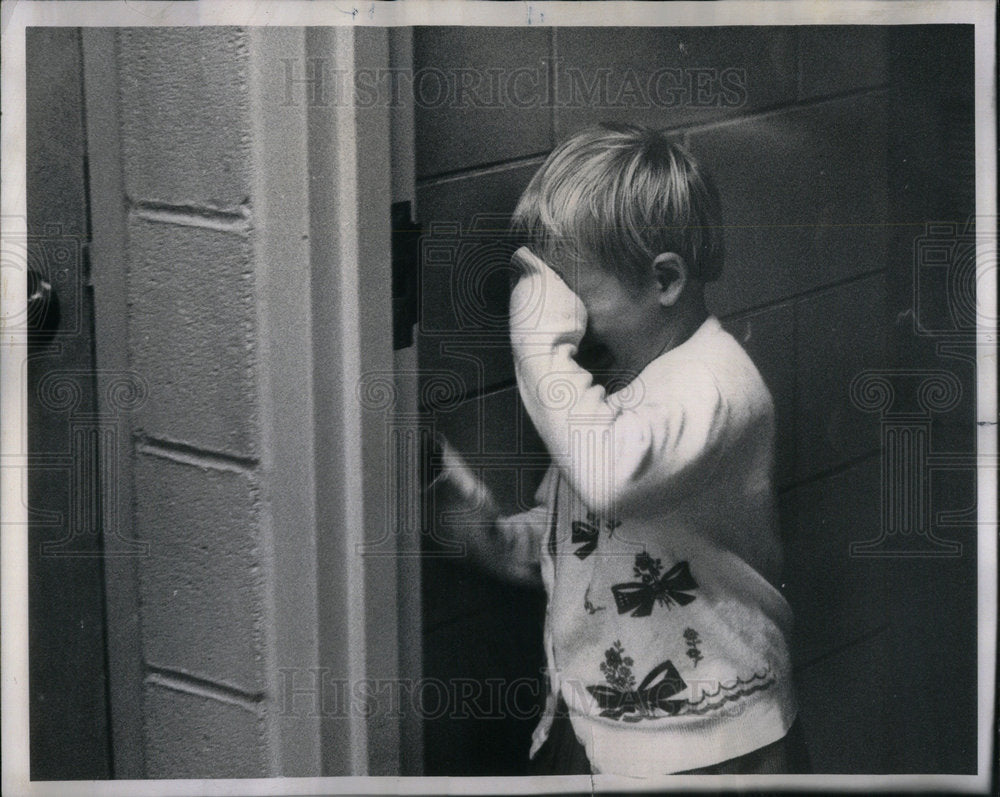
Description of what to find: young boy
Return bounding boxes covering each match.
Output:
[432,123,802,777]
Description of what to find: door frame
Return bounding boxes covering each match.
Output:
[82,25,422,777]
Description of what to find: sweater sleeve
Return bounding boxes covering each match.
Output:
[509,247,726,516]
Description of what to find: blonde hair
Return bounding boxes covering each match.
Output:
[512,123,724,290]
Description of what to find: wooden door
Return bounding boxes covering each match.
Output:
[25,27,112,780]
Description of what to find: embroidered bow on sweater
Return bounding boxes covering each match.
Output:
[611,556,698,617]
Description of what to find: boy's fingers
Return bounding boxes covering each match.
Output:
[430,435,499,515]
[438,437,469,483]
[512,246,572,292]
[442,447,485,502]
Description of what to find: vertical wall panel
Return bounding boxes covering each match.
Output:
[84,28,148,778]
[246,26,326,777]
[794,274,888,480]
[798,27,888,100]
[414,27,553,177]
[26,26,112,780]
[693,92,890,317]
[553,27,798,138]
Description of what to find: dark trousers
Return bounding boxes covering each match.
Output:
[528,699,812,776]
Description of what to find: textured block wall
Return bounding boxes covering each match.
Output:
[99,25,401,779]
[415,25,976,774]
[113,28,270,778]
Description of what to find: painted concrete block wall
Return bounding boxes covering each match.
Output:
[117,28,254,210]
[103,28,331,778]
[417,162,541,393]
[112,28,270,778]
[126,218,259,457]
[416,25,976,774]
[693,92,889,317]
[103,25,403,778]
[132,456,266,692]
[142,682,268,779]
[552,27,799,137]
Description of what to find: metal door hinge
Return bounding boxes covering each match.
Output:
[391,201,421,350]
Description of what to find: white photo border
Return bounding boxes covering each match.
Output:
[2,1,995,794]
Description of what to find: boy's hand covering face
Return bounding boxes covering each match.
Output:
[510,245,551,279]
[509,246,588,348]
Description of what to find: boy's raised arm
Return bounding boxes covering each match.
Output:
[509,247,723,516]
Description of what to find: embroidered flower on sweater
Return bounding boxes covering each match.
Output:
[683,627,704,667]
[589,641,688,721]
[634,551,662,582]
[599,640,635,691]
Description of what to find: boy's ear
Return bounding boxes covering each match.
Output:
[652,252,688,307]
